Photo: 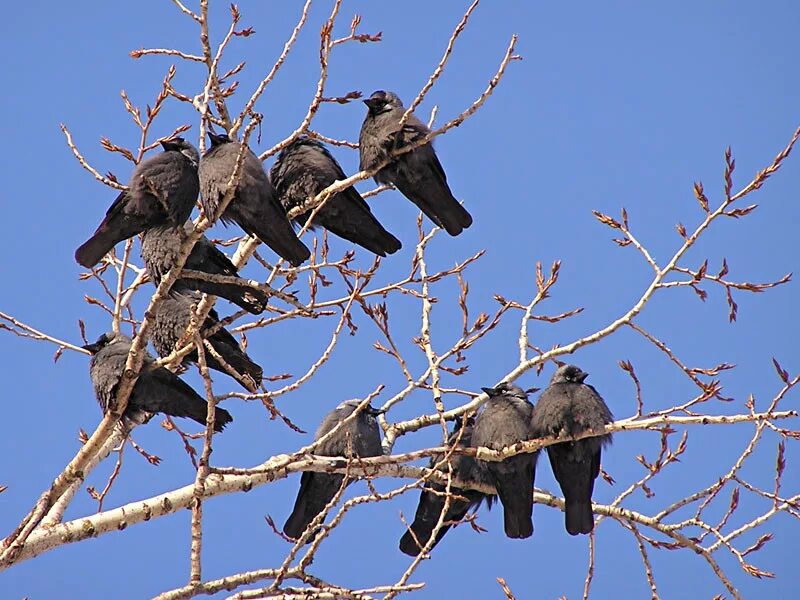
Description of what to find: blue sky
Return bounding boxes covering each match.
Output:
[1,1,798,598]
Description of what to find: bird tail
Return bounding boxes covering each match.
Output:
[75,217,144,268]
[283,473,345,540]
[316,192,402,257]
[167,397,233,433]
[191,279,268,315]
[238,213,311,267]
[492,463,534,539]
[400,490,454,556]
[75,191,150,267]
[207,343,263,391]
[565,498,595,536]
[394,179,473,237]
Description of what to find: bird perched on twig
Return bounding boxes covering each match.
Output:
[199,131,310,267]
[150,288,263,392]
[283,400,383,541]
[141,222,269,314]
[270,136,401,257]
[75,137,200,268]
[399,414,494,556]
[359,90,472,236]
[472,383,538,539]
[82,331,232,432]
[531,364,613,535]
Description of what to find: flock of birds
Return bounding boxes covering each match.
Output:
[72,90,613,555]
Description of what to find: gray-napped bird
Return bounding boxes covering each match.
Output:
[283,400,383,541]
[199,132,310,267]
[75,138,199,268]
[270,136,401,257]
[359,90,472,236]
[399,415,494,556]
[141,222,269,315]
[150,288,263,392]
[531,365,613,535]
[82,331,232,432]
[472,383,537,539]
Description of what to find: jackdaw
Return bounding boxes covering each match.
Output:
[141,222,269,314]
[82,331,232,432]
[270,136,402,257]
[76,137,200,268]
[531,364,613,535]
[399,415,494,556]
[359,90,472,236]
[283,400,383,540]
[198,132,310,267]
[472,383,537,539]
[151,288,263,392]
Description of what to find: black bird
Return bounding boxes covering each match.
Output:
[283,400,383,540]
[151,288,263,392]
[399,415,494,556]
[270,136,401,257]
[359,90,472,236]
[141,222,269,314]
[472,383,537,539]
[76,137,199,268]
[531,364,613,535]
[198,132,310,267]
[82,331,232,432]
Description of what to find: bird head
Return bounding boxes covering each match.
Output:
[551,364,589,384]
[481,382,529,401]
[161,137,200,166]
[207,131,232,147]
[363,90,403,115]
[81,331,117,354]
[337,399,386,417]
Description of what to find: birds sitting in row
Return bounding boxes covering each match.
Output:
[282,365,612,554]
[75,90,471,273]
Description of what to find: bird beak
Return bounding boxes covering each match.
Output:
[524,387,539,395]
[363,97,380,109]
[160,139,176,151]
[577,372,589,383]
[81,342,101,354]
[481,386,498,396]
[365,406,386,417]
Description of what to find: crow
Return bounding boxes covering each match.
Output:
[399,415,494,556]
[283,400,383,540]
[472,383,537,539]
[532,364,613,535]
[141,222,269,314]
[270,136,401,256]
[199,132,310,266]
[82,331,232,432]
[76,137,199,267]
[359,90,472,236]
[151,288,263,392]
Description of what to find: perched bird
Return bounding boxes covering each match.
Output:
[472,383,537,539]
[270,136,401,257]
[531,365,613,535]
[198,132,310,267]
[359,90,472,236]
[76,137,200,268]
[151,288,263,392]
[399,415,494,556]
[141,222,269,314]
[82,331,232,432]
[283,400,383,540]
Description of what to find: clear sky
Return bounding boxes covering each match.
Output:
[1,1,798,598]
